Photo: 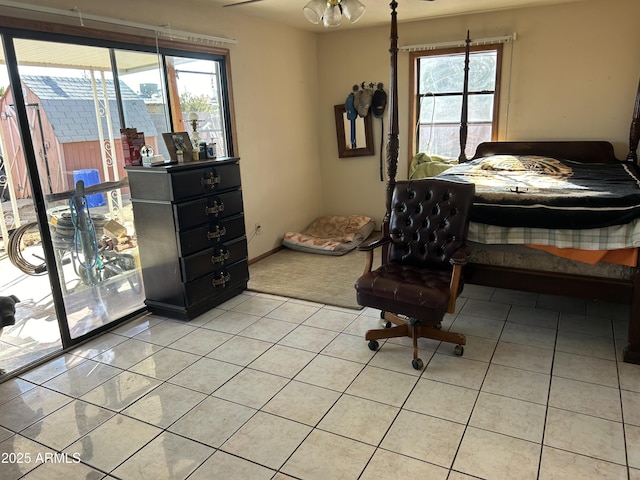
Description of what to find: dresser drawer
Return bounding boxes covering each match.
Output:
[185,260,249,306]
[127,159,241,202]
[174,190,243,230]
[177,214,246,256]
[181,236,248,283]
[170,162,241,200]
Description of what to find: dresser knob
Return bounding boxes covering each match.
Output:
[205,201,225,216]
[211,249,230,264]
[201,172,221,188]
[212,272,231,287]
[206,226,227,240]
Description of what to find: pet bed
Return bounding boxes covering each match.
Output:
[283,215,376,255]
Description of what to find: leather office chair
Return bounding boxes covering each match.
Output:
[354,178,475,370]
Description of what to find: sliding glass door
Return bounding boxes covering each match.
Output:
[0,37,63,374]
[10,38,146,343]
[0,23,234,378]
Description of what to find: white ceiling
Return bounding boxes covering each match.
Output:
[215,0,587,32]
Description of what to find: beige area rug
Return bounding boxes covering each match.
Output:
[248,248,370,309]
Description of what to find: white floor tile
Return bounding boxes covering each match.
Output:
[454,427,541,480]
[539,446,628,480]
[168,396,255,448]
[360,448,449,480]
[111,431,213,480]
[481,363,550,404]
[63,414,161,472]
[422,353,489,390]
[549,376,622,421]
[295,354,364,392]
[127,348,200,381]
[469,391,546,442]
[212,368,289,409]
[0,386,72,432]
[167,357,242,394]
[317,394,398,445]
[553,351,619,388]
[2,288,638,479]
[22,399,114,452]
[404,378,477,424]
[189,450,274,480]
[282,429,375,480]
[263,380,340,426]
[222,411,312,470]
[544,407,626,465]
[345,365,416,407]
[381,409,464,467]
[122,382,207,428]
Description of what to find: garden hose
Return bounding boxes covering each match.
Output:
[7,221,47,275]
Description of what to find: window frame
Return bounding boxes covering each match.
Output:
[408,43,503,167]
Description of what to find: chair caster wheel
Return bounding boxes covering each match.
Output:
[412,358,424,370]
[454,345,464,356]
[368,340,379,351]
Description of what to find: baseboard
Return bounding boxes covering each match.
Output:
[248,246,283,266]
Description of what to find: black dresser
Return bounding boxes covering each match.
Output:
[126,157,248,320]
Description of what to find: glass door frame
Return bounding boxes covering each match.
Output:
[0,22,236,351]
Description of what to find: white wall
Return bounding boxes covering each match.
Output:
[316,0,640,227]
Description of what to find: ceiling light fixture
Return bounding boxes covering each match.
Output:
[303,0,366,28]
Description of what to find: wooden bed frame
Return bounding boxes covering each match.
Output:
[383,1,640,364]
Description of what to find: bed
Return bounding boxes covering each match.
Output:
[381,1,640,364]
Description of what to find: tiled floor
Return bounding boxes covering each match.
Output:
[1,285,640,479]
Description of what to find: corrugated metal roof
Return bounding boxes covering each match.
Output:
[21,75,159,144]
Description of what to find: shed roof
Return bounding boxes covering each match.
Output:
[21,75,159,143]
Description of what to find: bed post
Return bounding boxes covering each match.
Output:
[627,76,640,163]
[624,269,640,364]
[384,0,399,227]
[458,31,471,162]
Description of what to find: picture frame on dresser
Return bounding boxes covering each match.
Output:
[162,132,195,161]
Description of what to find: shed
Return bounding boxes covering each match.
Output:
[0,75,161,200]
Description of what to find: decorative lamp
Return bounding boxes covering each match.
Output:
[188,112,201,147]
[303,0,366,28]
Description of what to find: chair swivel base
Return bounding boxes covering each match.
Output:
[365,312,465,370]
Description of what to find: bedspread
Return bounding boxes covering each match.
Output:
[436,155,640,229]
[468,219,640,249]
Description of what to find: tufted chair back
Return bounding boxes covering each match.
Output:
[387,179,475,269]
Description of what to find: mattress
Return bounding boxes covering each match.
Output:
[436,155,640,229]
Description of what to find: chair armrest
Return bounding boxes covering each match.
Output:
[358,236,390,275]
[357,236,391,252]
[447,244,470,313]
[450,244,471,266]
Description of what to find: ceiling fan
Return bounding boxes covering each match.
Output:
[223,0,264,7]
[224,0,434,7]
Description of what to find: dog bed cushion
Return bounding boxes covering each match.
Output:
[283,215,376,256]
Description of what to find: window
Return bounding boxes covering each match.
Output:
[410,44,502,161]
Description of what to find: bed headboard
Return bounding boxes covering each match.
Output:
[471,141,618,163]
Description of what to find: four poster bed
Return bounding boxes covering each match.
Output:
[382,1,640,364]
